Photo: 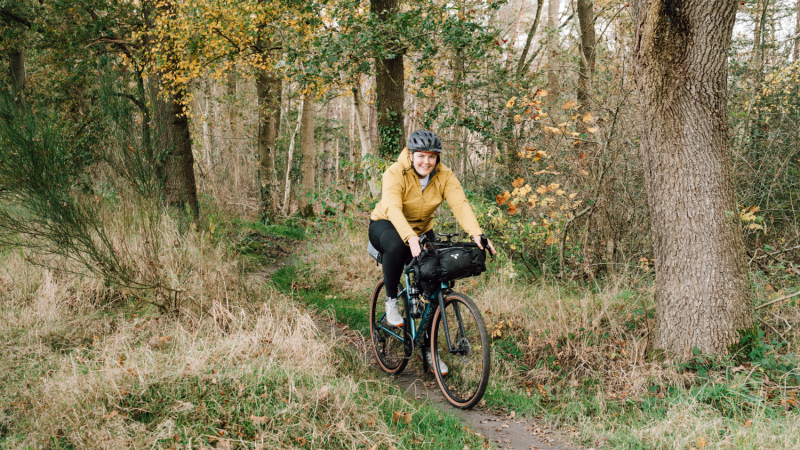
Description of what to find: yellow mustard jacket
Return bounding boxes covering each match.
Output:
[370,148,483,244]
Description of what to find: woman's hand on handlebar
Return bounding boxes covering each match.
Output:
[473,235,497,256]
[408,235,421,257]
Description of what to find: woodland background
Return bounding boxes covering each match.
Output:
[1,0,800,448]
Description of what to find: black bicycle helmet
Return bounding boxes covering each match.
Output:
[407,130,442,153]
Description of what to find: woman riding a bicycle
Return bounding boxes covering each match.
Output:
[368,129,496,374]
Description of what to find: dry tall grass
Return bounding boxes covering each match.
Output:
[0,213,431,449]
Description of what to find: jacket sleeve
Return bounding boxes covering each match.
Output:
[442,172,483,237]
[381,168,417,244]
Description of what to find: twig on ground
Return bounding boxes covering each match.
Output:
[755,289,800,310]
[742,364,761,387]
[763,319,786,341]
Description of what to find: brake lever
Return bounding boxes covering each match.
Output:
[481,234,495,260]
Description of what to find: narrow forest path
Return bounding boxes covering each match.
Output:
[257,244,586,450]
[313,312,584,450]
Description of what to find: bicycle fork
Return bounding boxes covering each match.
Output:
[436,284,468,355]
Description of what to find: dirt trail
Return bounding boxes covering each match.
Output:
[314,313,586,450]
[258,242,586,450]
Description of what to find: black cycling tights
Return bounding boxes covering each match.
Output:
[369,220,435,299]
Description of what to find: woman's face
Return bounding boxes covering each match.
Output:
[411,151,438,177]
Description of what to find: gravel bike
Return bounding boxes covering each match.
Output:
[369,233,491,409]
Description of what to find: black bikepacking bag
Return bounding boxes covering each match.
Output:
[417,244,487,282]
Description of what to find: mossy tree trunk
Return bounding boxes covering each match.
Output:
[372,0,406,158]
[256,71,282,220]
[163,91,199,219]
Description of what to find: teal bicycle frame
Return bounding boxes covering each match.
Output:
[375,265,467,355]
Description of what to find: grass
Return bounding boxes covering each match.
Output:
[0,213,488,450]
[287,216,800,450]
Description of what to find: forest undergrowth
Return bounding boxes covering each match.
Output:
[0,209,485,450]
[287,215,800,450]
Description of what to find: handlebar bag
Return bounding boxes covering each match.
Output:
[418,245,486,282]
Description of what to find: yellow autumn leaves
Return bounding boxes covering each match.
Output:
[496,177,580,217]
[740,206,765,232]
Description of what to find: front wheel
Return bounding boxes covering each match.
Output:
[369,279,410,374]
[431,292,490,409]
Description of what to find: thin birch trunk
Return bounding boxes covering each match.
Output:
[516,0,545,78]
[282,96,305,214]
[545,0,561,103]
[505,0,527,71]
[795,0,800,60]
[298,94,316,217]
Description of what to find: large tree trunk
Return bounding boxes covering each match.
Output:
[576,0,595,115]
[9,49,25,101]
[164,92,199,218]
[298,95,316,217]
[372,0,406,158]
[256,71,282,219]
[631,0,752,357]
[544,0,560,103]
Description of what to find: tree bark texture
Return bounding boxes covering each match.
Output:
[372,0,406,158]
[298,95,316,217]
[9,49,25,100]
[256,71,282,219]
[576,0,595,114]
[164,92,199,218]
[631,0,752,357]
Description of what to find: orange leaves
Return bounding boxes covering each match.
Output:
[740,206,764,231]
[544,126,563,135]
[507,203,518,215]
[517,148,547,160]
[562,100,576,110]
[392,411,413,424]
[536,182,560,195]
[496,191,511,205]
[512,177,524,188]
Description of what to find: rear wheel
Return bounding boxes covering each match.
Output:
[431,292,490,409]
[369,279,410,374]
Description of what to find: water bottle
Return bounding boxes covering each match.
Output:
[408,282,422,318]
